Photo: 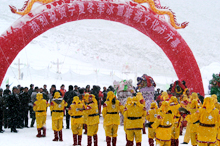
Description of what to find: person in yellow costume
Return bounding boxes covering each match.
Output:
[161,91,170,101]
[136,92,147,134]
[211,94,220,110]
[152,101,174,146]
[102,91,124,146]
[50,92,67,141]
[68,96,84,146]
[83,93,90,134]
[180,95,190,138]
[84,94,99,146]
[185,99,199,146]
[123,96,147,146]
[146,102,159,146]
[123,97,132,146]
[187,97,220,146]
[33,93,49,137]
[190,92,201,106]
[169,96,181,146]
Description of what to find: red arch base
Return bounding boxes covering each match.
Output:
[0,0,204,95]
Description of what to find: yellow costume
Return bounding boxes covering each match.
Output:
[84,94,99,146]
[180,95,190,141]
[185,99,199,146]
[50,92,67,141]
[169,96,181,146]
[152,101,174,146]
[136,92,147,134]
[123,96,146,146]
[68,96,84,146]
[146,102,159,146]
[188,97,219,146]
[83,93,90,134]
[102,91,124,146]
[123,97,132,146]
[33,93,49,137]
[212,94,220,110]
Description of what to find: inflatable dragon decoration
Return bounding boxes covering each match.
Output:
[9,0,188,29]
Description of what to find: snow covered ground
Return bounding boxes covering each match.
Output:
[0,110,189,146]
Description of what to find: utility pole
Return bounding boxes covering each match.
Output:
[51,58,64,74]
[14,58,25,80]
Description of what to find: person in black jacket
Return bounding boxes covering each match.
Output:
[28,84,34,96]
[64,85,77,129]
[8,86,20,133]
[0,88,4,133]
[3,84,11,95]
[19,87,30,128]
[2,90,11,129]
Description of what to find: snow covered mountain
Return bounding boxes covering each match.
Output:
[0,0,220,93]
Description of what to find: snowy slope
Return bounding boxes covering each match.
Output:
[0,0,220,92]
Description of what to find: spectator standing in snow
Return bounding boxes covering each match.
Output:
[154,88,161,100]
[8,86,20,133]
[64,85,77,129]
[3,84,11,95]
[43,84,48,95]
[28,84,34,96]
[19,87,30,128]
[102,87,108,105]
[73,85,79,95]
[60,84,66,98]
[2,89,10,129]
[40,88,49,102]
[0,88,4,133]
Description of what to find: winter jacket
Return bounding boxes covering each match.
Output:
[68,97,84,124]
[19,92,30,110]
[188,106,219,143]
[102,99,124,126]
[64,90,77,108]
[152,101,174,141]
[33,93,49,117]
[123,98,146,129]
[84,100,99,126]
[50,92,67,121]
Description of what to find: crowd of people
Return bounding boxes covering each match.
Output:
[0,82,219,146]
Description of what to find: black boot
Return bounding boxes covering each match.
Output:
[30,119,35,127]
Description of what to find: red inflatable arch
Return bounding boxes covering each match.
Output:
[0,0,204,95]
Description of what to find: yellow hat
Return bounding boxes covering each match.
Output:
[150,102,158,109]
[107,91,116,102]
[54,92,61,99]
[211,94,217,104]
[182,95,189,101]
[161,101,169,113]
[36,93,43,101]
[191,99,198,109]
[161,91,169,101]
[202,97,215,113]
[191,92,198,100]
[136,92,144,100]
[169,96,178,104]
[72,96,81,105]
